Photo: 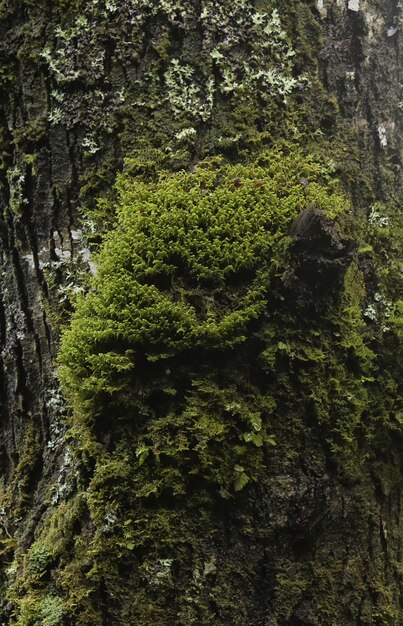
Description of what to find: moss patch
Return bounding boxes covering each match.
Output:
[5,150,396,624]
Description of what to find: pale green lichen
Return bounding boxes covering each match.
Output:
[7,165,27,215]
[162,5,298,123]
[41,0,300,148]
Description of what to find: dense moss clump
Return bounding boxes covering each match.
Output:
[60,152,346,419]
[7,150,402,625]
[4,146,403,626]
[59,149,348,486]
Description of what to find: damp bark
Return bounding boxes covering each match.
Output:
[0,1,401,625]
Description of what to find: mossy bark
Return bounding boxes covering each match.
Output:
[0,1,401,624]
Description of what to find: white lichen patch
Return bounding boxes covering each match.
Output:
[40,227,96,307]
[81,134,100,155]
[348,0,360,11]
[174,127,197,141]
[368,205,389,228]
[378,125,387,147]
[70,229,83,241]
[80,247,97,275]
[22,253,36,270]
[38,245,51,270]
[49,447,78,505]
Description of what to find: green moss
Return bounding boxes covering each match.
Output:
[2,146,400,624]
[6,148,385,623]
[58,149,348,469]
[16,594,64,626]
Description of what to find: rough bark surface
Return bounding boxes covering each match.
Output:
[0,0,401,624]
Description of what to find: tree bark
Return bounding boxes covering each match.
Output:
[0,0,401,624]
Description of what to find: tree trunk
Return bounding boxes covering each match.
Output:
[0,0,401,624]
